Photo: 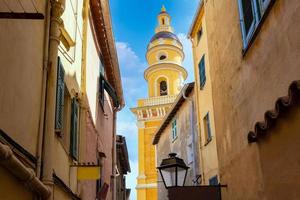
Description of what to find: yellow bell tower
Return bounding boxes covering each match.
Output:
[131,6,187,200]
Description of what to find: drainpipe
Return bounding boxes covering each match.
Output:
[42,0,65,198]
[36,0,51,179]
[112,110,117,200]
[189,37,206,184]
[0,142,50,198]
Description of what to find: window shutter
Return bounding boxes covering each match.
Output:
[174,120,177,138]
[171,120,177,140]
[99,74,105,105]
[70,98,79,160]
[206,113,212,140]
[55,57,65,130]
[199,55,206,89]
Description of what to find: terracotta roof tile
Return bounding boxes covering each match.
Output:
[248,80,300,143]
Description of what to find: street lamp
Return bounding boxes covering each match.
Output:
[157,153,189,188]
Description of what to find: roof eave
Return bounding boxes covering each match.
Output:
[90,0,125,109]
[152,82,195,145]
[188,1,204,38]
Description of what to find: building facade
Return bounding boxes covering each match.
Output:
[79,0,124,199]
[153,83,201,200]
[116,135,131,200]
[131,6,187,200]
[188,2,219,186]
[189,0,300,199]
[0,1,50,199]
[0,0,124,199]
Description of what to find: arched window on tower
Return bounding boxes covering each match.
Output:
[160,81,168,96]
[162,18,165,25]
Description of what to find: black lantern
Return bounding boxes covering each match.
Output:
[157,153,189,188]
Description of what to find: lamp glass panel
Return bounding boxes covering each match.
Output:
[177,167,187,186]
[161,167,176,187]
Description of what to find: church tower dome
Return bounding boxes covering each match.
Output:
[145,6,188,98]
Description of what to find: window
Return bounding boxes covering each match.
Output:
[209,175,219,185]
[99,74,105,106]
[197,27,203,44]
[160,81,168,96]
[62,87,71,146]
[159,55,167,60]
[55,57,65,131]
[198,55,206,89]
[203,112,212,143]
[187,143,194,165]
[99,58,105,106]
[70,98,79,160]
[171,119,177,140]
[238,0,272,49]
[259,0,271,13]
[100,57,105,76]
[162,18,165,25]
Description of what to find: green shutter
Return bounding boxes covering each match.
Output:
[55,57,65,130]
[70,98,79,160]
[99,74,105,105]
[199,55,206,89]
[171,119,177,139]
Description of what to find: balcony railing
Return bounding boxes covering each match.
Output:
[140,95,177,107]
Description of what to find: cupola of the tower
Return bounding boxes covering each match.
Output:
[144,6,188,98]
[155,5,173,33]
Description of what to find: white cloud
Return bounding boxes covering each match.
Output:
[116,42,147,72]
[177,33,195,83]
[117,120,137,138]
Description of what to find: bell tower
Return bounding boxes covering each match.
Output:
[131,6,187,200]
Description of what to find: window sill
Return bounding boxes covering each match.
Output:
[204,137,212,146]
[200,84,206,90]
[242,0,277,57]
[172,136,178,143]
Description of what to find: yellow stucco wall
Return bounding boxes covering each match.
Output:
[190,6,219,184]
[147,44,183,66]
[137,121,159,200]
[0,1,46,155]
[147,69,183,97]
[197,0,300,199]
[0,166,34,200]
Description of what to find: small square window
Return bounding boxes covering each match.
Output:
[209,175,219,185]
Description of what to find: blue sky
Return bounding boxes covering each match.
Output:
[110,0,198,199]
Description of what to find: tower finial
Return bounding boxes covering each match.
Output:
[161,5,166,12]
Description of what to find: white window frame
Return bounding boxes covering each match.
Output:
[237,0,260,48]
[259,0,271,14]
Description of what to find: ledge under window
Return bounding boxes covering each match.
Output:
[204,137,212,146]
